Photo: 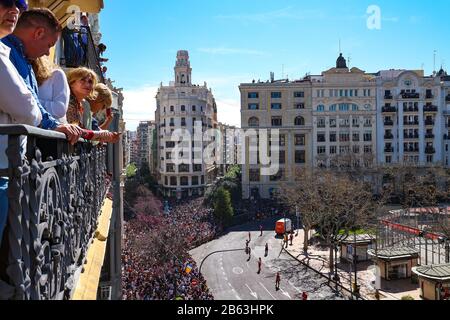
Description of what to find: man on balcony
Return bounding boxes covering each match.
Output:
[1,8,83,144]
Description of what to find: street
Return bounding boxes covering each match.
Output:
[190,217,345,300]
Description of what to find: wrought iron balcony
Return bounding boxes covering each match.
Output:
[444,134,450,140]
[404,121,419,126]
[384,147,394,153]
[404,147,420,153]
[423,105,438,112]
[382,106,397,113]
[425,147,436,154]
[403,107,419,112]
[384,94,393,100]
[61,26,105,83]
[404,134,419,139]
[425,119,435,126]
[384,134,394,139]
[0,125,114,300]
[425,93,434,99]
[425,133,435,139]
[384,120,394,126]
[401,93,420,99]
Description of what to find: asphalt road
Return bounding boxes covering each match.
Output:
[190,217,344,301]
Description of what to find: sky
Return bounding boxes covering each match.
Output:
[99,0,450,131]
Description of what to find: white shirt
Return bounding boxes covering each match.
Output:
[0,42,42,170]
[38,69,70,123]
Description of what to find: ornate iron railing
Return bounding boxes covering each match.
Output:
[0,125,111,300]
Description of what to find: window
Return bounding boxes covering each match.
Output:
[386,156,392,164]
[364,132,372,142]
[279,134,286,147]
[317,146,326,154]
[166,164,175,172]
[279,151,286,164]
[179,164,189,172]
[317,105,325,112]
[248,103,259,110]
[170,177,177,186]
[166,152,172,160]
[329,118,337,127]
[248,92,259,99]
[427,155,433,163]
[248,117,259,127]
[271,92,282,99]
[364,118,372,127]
[295,103,305,109]
[329,105,337,112]
[166,141,175,148]
[339,132,350,142]
[352,104,359,111]
[271,117,282,127]
[330,146,337,154]
[295,134,305,146]
[352,118,359,127]
[192,105,196,112]
[194,164,202,172]
[353,145,360,154]
[180,177,189,186]
[170,106,174,112]
[192,176,199,185]
[164,176,168,185]
[330,132,337,142]
[294,91,304,98]
[271,103,282,110]
[364,145,372,154]
[181,105,186,112]
[339,118,350,127]
[250,169,260,182]
[295,116,305,126]
[317,118,326,128]
[352,133,360,142]
[181,118,186,126]
[295,150,306,164]
[339,104,349,112]
[317,133,326,143]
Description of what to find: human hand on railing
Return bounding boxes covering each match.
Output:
[92,130,121,143]
[55,124,83,145]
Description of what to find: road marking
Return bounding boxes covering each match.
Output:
[288,279,301,293]
[245,284,258,299]
[280,287,292,300]
[259,282,277,300]
[233,267,244,275]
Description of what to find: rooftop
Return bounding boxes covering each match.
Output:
[412,264,450,281]
[368,247,419,260]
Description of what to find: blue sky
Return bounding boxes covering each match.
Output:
[99,0,450,130]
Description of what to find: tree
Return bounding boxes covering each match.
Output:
[126,163,138,178]
[278,169,321,253]
[213,187,234,228]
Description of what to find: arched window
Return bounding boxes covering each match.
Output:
[170,105,174,112]
[295,116,305,126]
[248,117,259,127]
[317,105,325,112]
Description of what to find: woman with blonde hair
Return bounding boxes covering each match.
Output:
[87,83,114,130]
[32,55,70,123]
[67,67,119,143]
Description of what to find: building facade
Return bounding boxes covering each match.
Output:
[376,69,447,167]
[136,121,155,170]
[239,77,313,199]
[311,54,377,169]
[156,51,218,198]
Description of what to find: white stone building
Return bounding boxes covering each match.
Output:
[155,51,218,198]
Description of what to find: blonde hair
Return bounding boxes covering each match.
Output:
[32,56,57,86]
[87,83,113,108]
[67,67,98,100]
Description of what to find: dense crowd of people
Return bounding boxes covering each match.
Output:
[122,196,216,300]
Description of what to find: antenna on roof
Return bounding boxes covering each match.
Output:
[433,50,437,76]
[270,72,275,83]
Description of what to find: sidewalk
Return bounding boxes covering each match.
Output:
[284,229,422,300]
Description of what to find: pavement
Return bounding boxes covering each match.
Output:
[284,228,422,300]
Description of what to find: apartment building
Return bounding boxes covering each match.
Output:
[156,51,218,199]
[239,76,313,199]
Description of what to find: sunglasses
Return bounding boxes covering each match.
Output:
[0,0,27,12]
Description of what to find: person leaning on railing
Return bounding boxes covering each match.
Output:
[32,55,70,123]
[66,67,120,143]
[87,83,114,130]
[0,7,83,144]
[0,0,39,247]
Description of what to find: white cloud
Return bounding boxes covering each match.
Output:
[198,47,266,56]
[122,85,158,131]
